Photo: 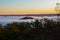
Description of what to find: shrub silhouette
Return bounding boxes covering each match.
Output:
[0,18,60,40]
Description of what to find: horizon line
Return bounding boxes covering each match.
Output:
[0,14,60,16]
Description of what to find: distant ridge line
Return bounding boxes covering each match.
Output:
[0,14,60,16]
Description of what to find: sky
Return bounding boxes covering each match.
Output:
[0,0,60,15]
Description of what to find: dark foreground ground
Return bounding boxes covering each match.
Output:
[0,18,60,40]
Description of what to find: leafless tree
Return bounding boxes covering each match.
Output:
[55,3,60,21]
[55,3,60,14]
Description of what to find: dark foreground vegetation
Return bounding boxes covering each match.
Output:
[0,18,60,40]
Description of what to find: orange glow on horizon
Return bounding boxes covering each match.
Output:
[0,10,56,15]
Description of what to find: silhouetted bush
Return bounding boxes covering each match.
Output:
[0,18,60,40]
